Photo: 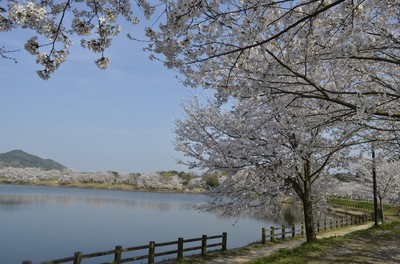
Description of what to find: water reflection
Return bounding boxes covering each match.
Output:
[0,191,196,212]
[0,186,304,222]
[0,185,303,264]
[282,202,304,224]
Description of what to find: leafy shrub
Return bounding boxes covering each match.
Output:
[159,171,198,185]
[204,172,219,188]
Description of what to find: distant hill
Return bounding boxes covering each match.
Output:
[0,150,67,170]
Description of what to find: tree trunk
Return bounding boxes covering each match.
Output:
[372,144,379,227]
[302,178,317,243]
[379,196,384,223]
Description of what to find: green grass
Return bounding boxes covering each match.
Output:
[328,197,400,215]
[328,197,374,209]
[372,220,400,234]
[248,237,346,264]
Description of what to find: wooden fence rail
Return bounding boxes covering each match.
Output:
[330,203,374,212]
[22,232,227,264]
[261,213,373,244]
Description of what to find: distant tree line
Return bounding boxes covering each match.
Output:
[0,167,229,191]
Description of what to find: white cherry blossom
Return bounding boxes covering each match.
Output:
[1,0,149,78]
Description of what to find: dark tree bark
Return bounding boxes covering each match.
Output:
[379,196,385,223]
[372,144,380,226]
[301,176,317,242]
[290,161,317,243]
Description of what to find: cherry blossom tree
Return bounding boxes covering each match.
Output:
[375,160,400,207]
[175,93,361,242]
[149,0,400,232]
[350,149,400,221]
[146,0,400,127]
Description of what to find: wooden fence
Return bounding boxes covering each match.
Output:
[261,213,373,243]
[22,206,375,264]
[22,233,227,264]
[330,203,374,212]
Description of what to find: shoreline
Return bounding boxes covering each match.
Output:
[0,178,205,194]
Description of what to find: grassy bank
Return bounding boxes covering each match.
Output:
[329,197,400,216]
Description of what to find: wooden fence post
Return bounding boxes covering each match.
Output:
[73,251,82,264]
[281,225,285,240]
[330,218,333,229]
[114,245,122,264]
[317,221,320,233]
[222,232,227,251]
[261,227,266,244]
[270,226,275,242]
[201,235,207,256]
[291,224,295,238]
[148,241,155,264]
[177,238,183,261]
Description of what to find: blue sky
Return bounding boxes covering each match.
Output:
[0,21,198,173]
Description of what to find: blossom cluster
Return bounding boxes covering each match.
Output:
[1,0,149,78]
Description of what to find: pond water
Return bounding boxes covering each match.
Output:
[0,185,302,264]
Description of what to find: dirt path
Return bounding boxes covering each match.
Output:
[163,222,376,264]
[307,222,400,264]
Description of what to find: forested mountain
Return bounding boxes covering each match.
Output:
[0,150,67,170]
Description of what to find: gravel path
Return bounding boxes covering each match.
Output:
[307,221,400,264]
